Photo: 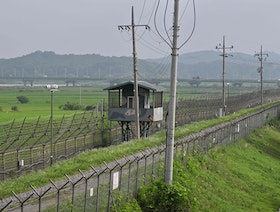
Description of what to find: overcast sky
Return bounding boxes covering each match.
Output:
[0,0,279,59]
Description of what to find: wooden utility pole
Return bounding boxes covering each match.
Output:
[255,45,268,105]
[118,7,150,139]
[165,0,180,185]
[216,36,233,116]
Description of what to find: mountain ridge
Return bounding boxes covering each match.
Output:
[0,50,280,81]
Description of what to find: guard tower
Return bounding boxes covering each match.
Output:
[104,81,164,141]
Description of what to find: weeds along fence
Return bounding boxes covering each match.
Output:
[164,89,277,128]
[1,100,280,211]
[0,105,104,181]
[0,89,280,181]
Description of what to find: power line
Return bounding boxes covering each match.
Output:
[135,30,170,56]
[179,0,191,22]
[135,0,157,42]
[154,0,173,48]
[153,0,197,50]
[163,0,172,45]
[138,0,147,24]
[178,0,196,49]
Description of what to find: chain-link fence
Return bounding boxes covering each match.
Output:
[1,101,279,211]
[0,107,103,181]
[1,89,280,181]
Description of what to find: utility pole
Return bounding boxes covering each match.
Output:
[118,7,150,139]
[46,84,59,166]
[254,45,268,105]
[216,36,233,116]
[165,0,180,185]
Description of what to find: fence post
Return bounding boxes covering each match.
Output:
[78,169,95,212]
[12,191,34,212]
[104,161,119,212]
[42,144,45,169]
[127,156,136,198]
[101,100,105,145]
[50,179,69,212]
[65,173,84,212]
[1,152,5,181]
[143,150,153,185]
[30,185,52,212]
[0,199,13,212]
[29,147,33,171]
[90,165,108,212]
[135,153,145,193]
[114,158,129,193]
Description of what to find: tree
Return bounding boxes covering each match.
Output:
[17,96,29,104]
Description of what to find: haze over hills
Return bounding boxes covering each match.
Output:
[0,50,280,81]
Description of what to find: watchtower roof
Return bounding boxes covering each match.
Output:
[104,81,164,92]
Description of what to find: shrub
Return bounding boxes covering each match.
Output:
[137,179,190,212]
[113,198,142,212]
[59,102,82,110]
[17,96,29,104]
[137,159,200,212]
[11,106,18,111]
[85,105,95,111]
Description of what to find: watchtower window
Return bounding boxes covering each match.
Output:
[154,92,163,107]
[109,90,121,108]
[127,96,134,108]
[144,94,150,108]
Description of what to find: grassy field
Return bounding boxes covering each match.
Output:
[0,84,259,123]
[0,86,107,122]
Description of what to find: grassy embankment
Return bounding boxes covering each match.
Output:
[0,100,278,200]
[125,119,280,211]
[191,120,280,211]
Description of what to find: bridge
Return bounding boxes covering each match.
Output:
[0,76,110,86]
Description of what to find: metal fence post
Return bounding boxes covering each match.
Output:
[12,191,34,212]
[50,179,69,212]
[31,185,52,212]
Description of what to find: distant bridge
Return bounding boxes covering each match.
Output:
[0,76,279,87]
[0,76,110,86]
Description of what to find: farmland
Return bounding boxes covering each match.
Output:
[0,83,260,123]
[0,86,107,123]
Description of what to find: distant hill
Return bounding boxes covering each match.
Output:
[0,50,280,81]
[151,50,280,80]
[0,51,169,80]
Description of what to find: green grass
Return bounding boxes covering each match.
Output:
[0,131,164,198]
[174,100,280,140]
[0,85,260,123]
[190,122,280,211]
[122,119,280,211]
[0,86,106,122]
[116,119,280,211]
[0,101,278,199]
